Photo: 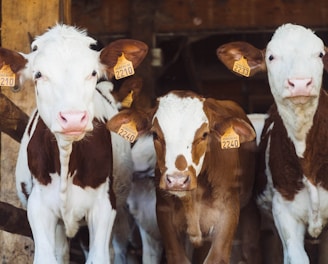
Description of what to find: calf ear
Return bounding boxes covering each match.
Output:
[216,41,266,77]
[0,47,27,73]
[107,108,153,138]
[113,76,143,109]
[100,39,148,79]
[215,118,256,144]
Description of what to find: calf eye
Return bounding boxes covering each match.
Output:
[319,52,324,58]
[34,71,42,79]
[32,45,38,52]
[202,132,209,140]
[91,70,97,77]
[268,55,274,61]
[152,131,159,141]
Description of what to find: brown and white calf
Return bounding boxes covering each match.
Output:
[107,90,260,264]
[218,23,328,264]
[0,24,147,264]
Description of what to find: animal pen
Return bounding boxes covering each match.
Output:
[0,0,328,263]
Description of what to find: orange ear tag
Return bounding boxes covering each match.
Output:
[117,120,138,143]
[121,90,134,108]
[221,126,240,149]
[114,53,135,80]
[232,57,250,77]
[0,64,16,87]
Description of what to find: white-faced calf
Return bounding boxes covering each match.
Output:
[108,90,261,264]
[218,23,328,264]
[0,24,147,264]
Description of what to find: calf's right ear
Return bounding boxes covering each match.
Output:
[0,47,28,73]
[216,41,266,77]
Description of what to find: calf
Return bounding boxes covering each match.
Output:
[0,24,147,263]
[107,90,260,264]
[217,23,328,264]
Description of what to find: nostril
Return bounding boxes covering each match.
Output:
[59,113,67,123]
[183,176,190,185]
[166,175,172,184]
[288,79,295,87]
[306,78,312,87]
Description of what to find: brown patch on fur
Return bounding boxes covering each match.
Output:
[191,122,209,166]
[302,90,328,190]
[175,155,187,171]
[27,117,115,207]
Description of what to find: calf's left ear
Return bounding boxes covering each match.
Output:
[215,118,256,144]
[100,39,148,79]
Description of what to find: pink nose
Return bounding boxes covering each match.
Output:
[58,110,88,133]
[287,78,312,96]
[165,173,190,190]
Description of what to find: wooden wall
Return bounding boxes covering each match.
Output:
[71,0,328,37]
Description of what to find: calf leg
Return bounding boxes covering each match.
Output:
[111,205,132,264]
[27,189,59,264]
[55,222,70,264]
[238,199,262,264]
[139,225,163,264]
[272,194,309,264]
[87,198,116,264]
[204,208,239,264]
[156,201,191,264]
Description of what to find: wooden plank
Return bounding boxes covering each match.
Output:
[156,0,328,33]
[71,0,328,37]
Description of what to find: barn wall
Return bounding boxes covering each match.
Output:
[0,0,67,262]
[71,0,328,36]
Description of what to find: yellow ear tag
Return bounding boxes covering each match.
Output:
[221,126,240,149]
[114,53,135,80]
[233,56,250,77]
[117,120,138,143]
[0,64,16,87]
[121,90,134,108]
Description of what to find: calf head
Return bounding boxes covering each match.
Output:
[0,24,148,144]
[108,90,255,197]
[217,23,328,106]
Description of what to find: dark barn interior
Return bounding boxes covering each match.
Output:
[71,0,328,114]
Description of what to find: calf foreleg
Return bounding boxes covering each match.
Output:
[87,194,116,264]
[27,188,64,264]
[272,193,309,264]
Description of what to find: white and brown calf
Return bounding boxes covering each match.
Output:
[108,90,261,264]
[0,24,147,264]
[218,23,328,264]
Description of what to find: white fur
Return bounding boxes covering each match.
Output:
[154,93,208,194]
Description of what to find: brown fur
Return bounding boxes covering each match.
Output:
[27,113,115,208]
